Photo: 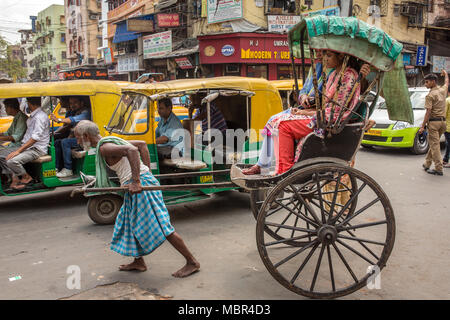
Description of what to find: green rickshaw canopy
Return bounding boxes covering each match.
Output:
[289,15,403,72]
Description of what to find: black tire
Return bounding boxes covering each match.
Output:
[361,144,374,149]
[411,130,429,154]
[256,163,395,299]
[87,195,123,225]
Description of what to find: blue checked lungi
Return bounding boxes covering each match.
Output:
[110,172,175,257]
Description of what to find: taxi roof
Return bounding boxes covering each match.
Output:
[269,79,303,91]
[122,76,281,95]
[0,80,125,99]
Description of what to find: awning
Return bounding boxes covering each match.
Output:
[113,21,140,44]
[153,45,199,59]
[113,14,154,44]
[155,0,177,10]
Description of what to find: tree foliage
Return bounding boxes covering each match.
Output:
[0,35,27,81]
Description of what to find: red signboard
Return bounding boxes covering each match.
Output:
[175,57,194,69]
[157,13,180,27]
[198,33,309,65]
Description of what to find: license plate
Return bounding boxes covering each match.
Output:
[367,129,382,136]
[200,175,213,183]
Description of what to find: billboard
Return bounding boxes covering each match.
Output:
[207,0,243,24]
[143,31,172,59]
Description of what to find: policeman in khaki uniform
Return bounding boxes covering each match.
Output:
[419,70,449,176]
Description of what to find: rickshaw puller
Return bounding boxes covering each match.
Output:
[74,120,200,277]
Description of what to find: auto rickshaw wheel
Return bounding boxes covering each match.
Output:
[256,163,395,299]
[87,195,123,225]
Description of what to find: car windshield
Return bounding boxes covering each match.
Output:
[106,92,149,134]
[378,90,428,110]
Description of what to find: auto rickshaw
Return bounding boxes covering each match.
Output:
[270,79,303,110]
[228,15,413,298]
[0,80,124,197]
[80,77,283,224]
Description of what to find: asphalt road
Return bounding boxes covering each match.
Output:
[1,146,449,300]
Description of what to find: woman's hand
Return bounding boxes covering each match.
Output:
[298,94,310,108]
[360,64,371,78]
[291,109,315,116]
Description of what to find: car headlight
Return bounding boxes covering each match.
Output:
[392,121,413,130]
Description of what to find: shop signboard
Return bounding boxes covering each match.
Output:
[431,56,450,73]
[175,57,194,69]
[199,34,310,65]
[207,0,243,24]
[117,54,140,73]
[143,31,172,59]
[103,47,114,65]
[268,15,302,33]
[415,46,427,67]
[302,5,340,17]
[157,13,180,27]
[402,53,411,66]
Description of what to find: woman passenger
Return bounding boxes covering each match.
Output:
[275,51,364,174]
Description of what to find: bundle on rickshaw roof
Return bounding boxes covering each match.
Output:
[288,15,403,72]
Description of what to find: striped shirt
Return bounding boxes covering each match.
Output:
[194,103,227,134]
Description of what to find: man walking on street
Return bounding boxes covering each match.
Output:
[74,120,200,277]
[443,88,450,168]
[419,70,449,176]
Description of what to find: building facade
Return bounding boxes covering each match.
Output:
[65,0,103,67]
[18,30,36,80]
[31,4,68,80]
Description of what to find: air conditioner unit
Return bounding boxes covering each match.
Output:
[89,14,98,20]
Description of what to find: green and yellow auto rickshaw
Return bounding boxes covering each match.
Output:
[78,77,284,223]
[0,80,124,197]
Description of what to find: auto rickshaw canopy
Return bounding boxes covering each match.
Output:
[0,80,123,99]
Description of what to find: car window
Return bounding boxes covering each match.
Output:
[410,91,428,109]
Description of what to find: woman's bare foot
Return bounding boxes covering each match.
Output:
[172,260,200,278]
[119,258,147,272]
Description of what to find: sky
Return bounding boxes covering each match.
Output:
[0,0,65,44]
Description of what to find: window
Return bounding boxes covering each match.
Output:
[61,33,65,43]
[265,0,296,15]
[62,51,67,59]
[277,65,302,80]
[106,93,149,135]
[78,37,83,52]
[247,65,268,79]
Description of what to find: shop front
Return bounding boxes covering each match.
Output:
[198,32,309,80]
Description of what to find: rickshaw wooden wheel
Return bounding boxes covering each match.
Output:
[250,172,357,247]
[256,163,395,299]
[87,195,123,225]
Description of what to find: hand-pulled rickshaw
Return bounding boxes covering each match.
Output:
[228,15,413,299]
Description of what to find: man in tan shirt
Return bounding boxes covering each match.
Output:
[419,70,449,175]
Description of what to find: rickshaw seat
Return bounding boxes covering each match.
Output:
[295,125,364,164]
[162,157,208,170]
[31,155,52,164]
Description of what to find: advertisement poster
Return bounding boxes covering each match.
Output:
[157,13,180,27]
[432,56,450,73]
[143,31,172,59]
[207,0,243,24]
[117,54,140,73]
[302,5,340,17]
[268,15,302,33]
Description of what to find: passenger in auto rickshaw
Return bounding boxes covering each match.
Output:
[155,98,184,160]
[188,93,228,136]
[51,96,91,178]
[0,97,50,190]
[275,51,365,174]
[0,98,27,149]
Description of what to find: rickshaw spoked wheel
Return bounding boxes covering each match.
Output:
[256,163,395,299]
[87,195,123,225]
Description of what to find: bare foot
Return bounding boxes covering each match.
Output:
[172,261,200,278]
[119,258,147,272]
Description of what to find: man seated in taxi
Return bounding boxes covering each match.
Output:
[155,98,184,161]
[50,96,91,178]
[0,97,50,190]
[188,94,228,138]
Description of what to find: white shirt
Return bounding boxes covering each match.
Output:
[107,157,149,186]
[21,107,50,154]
